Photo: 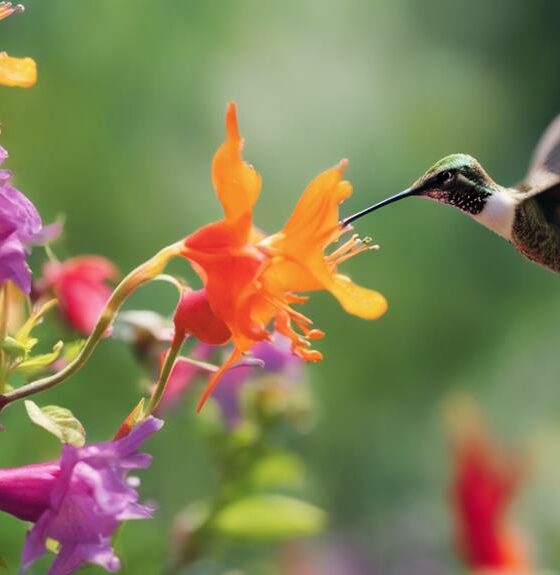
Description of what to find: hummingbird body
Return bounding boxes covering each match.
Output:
[343,115,560,273]
[511,184,560,272]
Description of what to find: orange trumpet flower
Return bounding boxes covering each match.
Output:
[180,103,387,410]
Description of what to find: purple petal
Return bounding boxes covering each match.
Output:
[108,416,164,457]
[0,145,60,293]
[21,512,50,572]
[116,501,155,521]
[48,542,120,575]
[0,233,31,293]
[20,415,162,574]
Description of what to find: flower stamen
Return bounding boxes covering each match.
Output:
[327,234,378,267]
[0,2,24,21]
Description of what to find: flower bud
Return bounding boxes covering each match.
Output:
[173,289,231,345]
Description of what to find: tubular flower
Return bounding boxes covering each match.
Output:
[181,103,387,408]
[40,256,119,336]
[451,413,530,574]
[0,3,37,88]
[0,146,57,293]
[5,416,164,575]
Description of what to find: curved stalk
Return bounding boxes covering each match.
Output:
[144,331,185,416]
[0,241,184,411]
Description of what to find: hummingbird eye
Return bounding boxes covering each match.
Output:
[439,170,455,185]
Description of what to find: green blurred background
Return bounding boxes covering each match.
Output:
[2,0,560,573]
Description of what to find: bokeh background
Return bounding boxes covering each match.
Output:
[2,0,560,573]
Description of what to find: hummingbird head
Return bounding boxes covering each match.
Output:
[411,154,495,210]
[343,153,517,239]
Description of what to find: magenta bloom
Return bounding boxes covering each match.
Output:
[40,256,119,335]
[0,462,59,523]
[0,145,56,293]
[0,416,163,574]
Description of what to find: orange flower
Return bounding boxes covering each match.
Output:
[0,3,37,88]
[180,103,387,410]
[450,405,530,573]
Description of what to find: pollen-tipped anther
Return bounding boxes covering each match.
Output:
[0,2,24,20]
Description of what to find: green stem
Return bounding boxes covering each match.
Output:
[145,330,185,416]
[0,241,184,411]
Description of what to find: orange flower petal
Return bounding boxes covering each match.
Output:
[211,102,261,236]
[280,161,350,248]
[0,53,36,88]
[264,162,387,320]
[327,274,387,320]
[196,347,243,412]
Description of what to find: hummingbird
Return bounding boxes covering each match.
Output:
[342,115,560,273]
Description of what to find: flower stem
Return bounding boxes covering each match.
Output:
[0,242,184,411]
[145,331,185,416]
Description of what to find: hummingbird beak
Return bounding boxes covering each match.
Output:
[341,187,418,227]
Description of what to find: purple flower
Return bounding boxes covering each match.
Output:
[0,145,57,293]
[0,462,59,522]
[0,416,163,574]
[214,334,303,427]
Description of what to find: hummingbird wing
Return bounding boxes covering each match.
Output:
[523,114,560,194]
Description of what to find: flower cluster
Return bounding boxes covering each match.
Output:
[178,103,387,409]
[0,7,388,572]
[0,92,388,571]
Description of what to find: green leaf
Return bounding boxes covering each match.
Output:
[212,495,326,541]
[15,299,58,345]
[24,400,86,447]
[16,341,64,377]
[0,335,27,360]
[250,452,306,489]
[61,339,86,364]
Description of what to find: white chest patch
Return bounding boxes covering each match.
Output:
[472,190,516,240]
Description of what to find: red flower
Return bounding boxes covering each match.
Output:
[173,289,231,345]
[451,408,530,573]
[42,256,119,336]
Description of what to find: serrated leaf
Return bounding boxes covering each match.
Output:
[16,341,64,377]
[250,452,305,489]
[25,400,86,447]
[212,495,326,541]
